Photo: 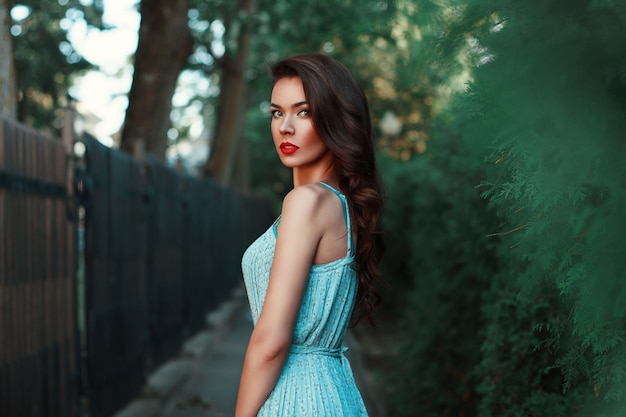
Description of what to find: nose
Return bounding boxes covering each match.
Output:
[279,116,294,135]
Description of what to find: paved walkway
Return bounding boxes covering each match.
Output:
[113,286,384,417]
[159,303,252,417]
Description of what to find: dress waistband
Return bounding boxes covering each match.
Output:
[289,344,356,381]
[289,344,349,358]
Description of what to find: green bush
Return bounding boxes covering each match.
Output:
[379,128,500,417]
[459,1,626,414]
[378,1,626,416]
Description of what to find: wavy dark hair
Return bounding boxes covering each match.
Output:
[271,53,385,325]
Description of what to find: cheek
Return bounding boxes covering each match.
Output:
[306,132,326,150]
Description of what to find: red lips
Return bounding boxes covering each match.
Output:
[279,142,299,155]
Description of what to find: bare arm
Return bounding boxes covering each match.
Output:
[235,186,326,417]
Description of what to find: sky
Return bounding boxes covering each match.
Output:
[67,0,140,146]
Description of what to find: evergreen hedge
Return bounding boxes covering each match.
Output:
[380,1,626,416]
[379,129,500,416]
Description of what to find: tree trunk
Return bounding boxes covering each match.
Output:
[203,0,257,184]
[120,0,193,159]
[0,0,16,119]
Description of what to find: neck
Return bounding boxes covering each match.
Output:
[292,164,338,188]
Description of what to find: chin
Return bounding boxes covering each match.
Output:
[277,156,296,167]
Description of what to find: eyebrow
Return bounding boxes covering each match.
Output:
[269,100,308,109]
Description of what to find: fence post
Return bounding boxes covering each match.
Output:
[62,100,74,154]
[133,137,144,161]
[61,100,85,415]
[62,100,77,216]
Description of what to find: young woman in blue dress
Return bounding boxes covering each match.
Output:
[236,53,385,417]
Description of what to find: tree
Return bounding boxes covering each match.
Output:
[120,0,399,183]
[203,0,257,182]
[0,0,16,119]
[119,0,193,158]
[10,0,103,131]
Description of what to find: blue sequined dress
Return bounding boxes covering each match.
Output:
[241,182,368,416]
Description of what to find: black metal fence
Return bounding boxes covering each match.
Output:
[0,118,273,417]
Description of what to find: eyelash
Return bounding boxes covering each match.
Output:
[270,109,311,118]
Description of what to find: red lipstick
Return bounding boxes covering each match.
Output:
[280,142,299,155]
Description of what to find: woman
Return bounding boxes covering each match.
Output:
[236,53,384,417]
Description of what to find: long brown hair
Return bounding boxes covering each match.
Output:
[271,53,385,324]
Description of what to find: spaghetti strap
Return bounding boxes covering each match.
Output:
[318,182,354,257]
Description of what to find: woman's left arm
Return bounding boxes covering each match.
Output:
[235,187,326,417]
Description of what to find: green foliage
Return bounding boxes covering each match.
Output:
[452,0,626,414]
[11,0,104,130]
[378,128,500,416]
[375,0,626,416]
[475,267,594,417]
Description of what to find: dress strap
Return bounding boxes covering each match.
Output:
[318,182,354,257]
[271,215,280,237]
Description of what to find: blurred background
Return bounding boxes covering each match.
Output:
[1,0,626,416]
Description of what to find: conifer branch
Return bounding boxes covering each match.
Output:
[485,223,528,237]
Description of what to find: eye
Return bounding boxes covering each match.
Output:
[270,109,283,118]
[297,109,311,117]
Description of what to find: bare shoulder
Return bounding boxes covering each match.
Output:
[280,183,347,263]
[282,183,335,211]
[280,183,342,226]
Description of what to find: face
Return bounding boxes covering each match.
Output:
[270,77,331,169]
